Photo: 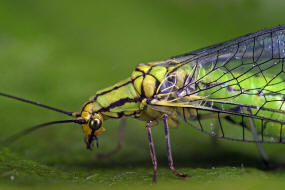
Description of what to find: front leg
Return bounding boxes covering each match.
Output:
[96,118,126,159]
[162,114,189,179]
[145,120,158,182]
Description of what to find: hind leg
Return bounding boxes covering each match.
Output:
[162,114,189,179]
[246,108,285,170]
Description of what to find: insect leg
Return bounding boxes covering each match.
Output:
[249,121,270,166]
[246,108,270,167]
[96,118,126,159]
[246,109,285,170]
[145,120,158,182]
[162,114,189,179]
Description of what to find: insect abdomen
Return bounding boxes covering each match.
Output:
[199,68,285,138]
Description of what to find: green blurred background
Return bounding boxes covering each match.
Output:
[1,0,285,189]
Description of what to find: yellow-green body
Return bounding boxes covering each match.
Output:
[88,62,176,123]
[79,25,285,143]
[83,56,284,137]
[79,61,183,138]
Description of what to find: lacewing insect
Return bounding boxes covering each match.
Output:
[1,25,285,182]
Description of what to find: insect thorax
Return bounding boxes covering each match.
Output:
[86,61,198,122]
[131,61,200,101]
[131,61,192,97]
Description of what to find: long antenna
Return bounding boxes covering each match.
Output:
[0,92,74,116]
[3,119,86,145]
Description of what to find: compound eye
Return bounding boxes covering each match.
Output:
[89,118,102,130]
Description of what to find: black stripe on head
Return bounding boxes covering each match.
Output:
[80,101,94,113]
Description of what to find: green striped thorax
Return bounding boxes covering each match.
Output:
[77,62,180,148]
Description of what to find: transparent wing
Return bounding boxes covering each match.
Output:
[151,25,285,143]
[149,101,285,143]
[170,25,285,65]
